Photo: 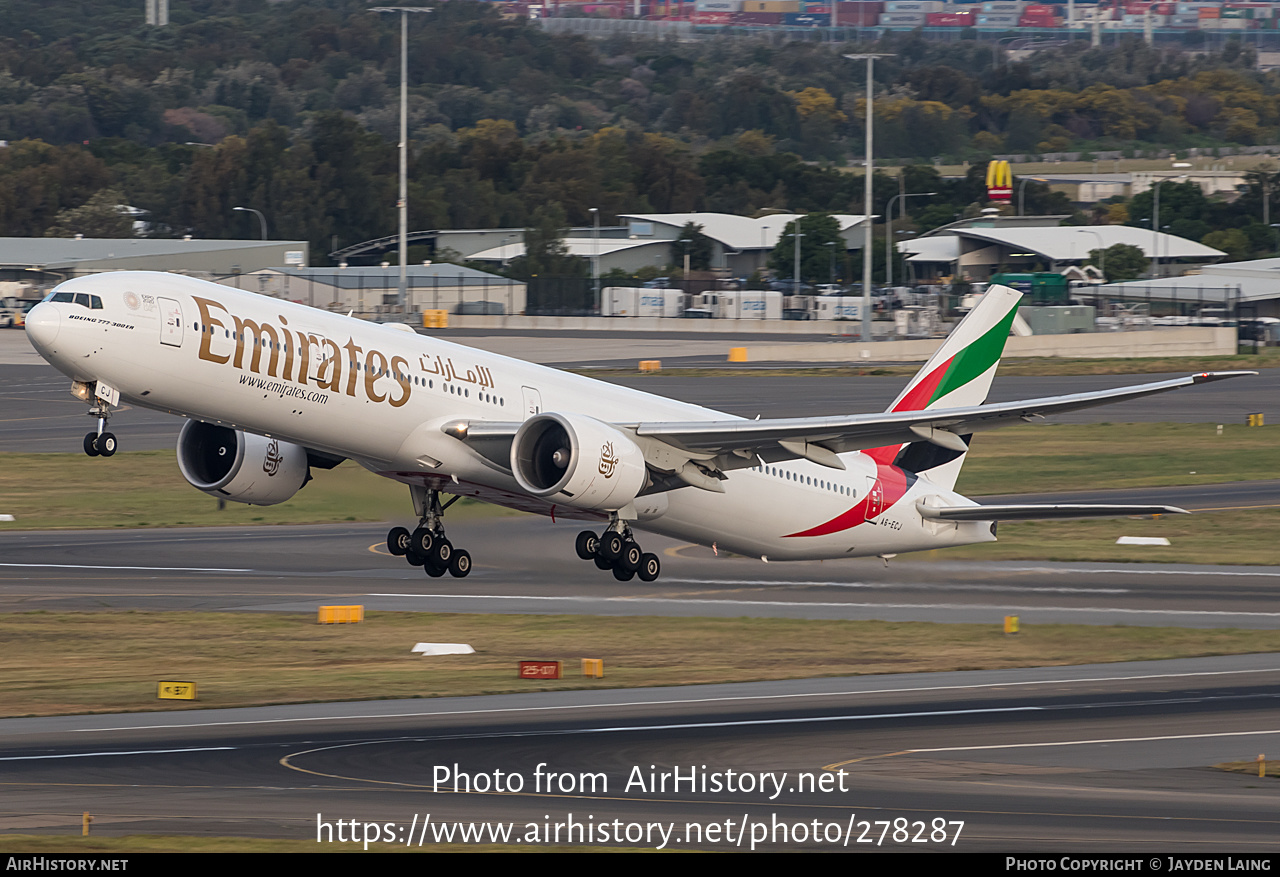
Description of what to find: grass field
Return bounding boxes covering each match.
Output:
[7,610,1280,718]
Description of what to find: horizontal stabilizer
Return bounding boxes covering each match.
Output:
[916,502,1189,521]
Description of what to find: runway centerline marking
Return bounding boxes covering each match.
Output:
[0,563,253,573]
[904,727,1280,755]
[0,747,235,762]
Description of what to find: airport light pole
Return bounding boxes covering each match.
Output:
[845,53,893,342]
[884,191,934,290]
[232,206,268,241]
[371,6,433,316]
[793,228,805,292]
[589,207,600,301]
[1017,176,1047,217]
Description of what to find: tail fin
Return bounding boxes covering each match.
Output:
[869,285,1023,488]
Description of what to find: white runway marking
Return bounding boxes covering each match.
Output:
[0,563,253,573]
[0,746,235,761]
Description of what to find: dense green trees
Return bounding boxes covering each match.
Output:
[4,0,1280,265]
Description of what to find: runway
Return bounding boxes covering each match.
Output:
[5,330,1280,852]
[3,655,1279,850]
[4,515,1280,627]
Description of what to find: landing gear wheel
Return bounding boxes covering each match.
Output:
[424,560,447,578]
[637,553,661,583]
[83,432,100,457]
[430,538,452,568]
[405,550,425,567]
[593,555,613,571]
[448,549,471,578]
[97,432,117,457]
[619,542,642,572]
[387,527,411,557]
[411,527,434,556]
[575,530,599,561]
[612,565,635,582]
[599,532,625,562]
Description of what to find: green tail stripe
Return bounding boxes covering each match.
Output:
[930,303,1019,404]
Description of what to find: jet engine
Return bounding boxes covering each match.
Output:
[176,420,309,506]
[510,413,646,511]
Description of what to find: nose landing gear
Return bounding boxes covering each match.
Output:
[386,486,471,578]
[82,398,117,458]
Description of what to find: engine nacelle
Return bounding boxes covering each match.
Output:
[176,420,309,506]
[511,413,647,511]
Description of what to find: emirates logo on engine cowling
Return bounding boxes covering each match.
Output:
[598,441,619,478]
[263,440,283,476]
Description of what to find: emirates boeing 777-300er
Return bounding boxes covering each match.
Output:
[23,273,1251,582]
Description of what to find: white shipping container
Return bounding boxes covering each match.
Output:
[695,0,743,10]
[880,11,928,22]
[980,1,1026,11]
[601,286,637,317]
[636,288,685,318]
[884,0,943,11]
[813,297,863,321]
[710,290,782,320]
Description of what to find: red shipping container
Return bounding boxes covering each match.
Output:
[737,10,785,20]
[927,11,974,24]
[804,4,832,12]
[691,10,732,21]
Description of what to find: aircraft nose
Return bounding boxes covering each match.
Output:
[24,302,60,354]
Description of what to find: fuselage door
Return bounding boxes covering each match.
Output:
[866,476,885,520]
[159,297,183,347]
[521,386,542,420]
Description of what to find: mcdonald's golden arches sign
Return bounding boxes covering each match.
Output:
[986,160,1013,203]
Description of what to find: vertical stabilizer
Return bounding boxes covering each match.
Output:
[868,285,1023,488]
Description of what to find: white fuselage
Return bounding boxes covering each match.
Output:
[26,272,995,562]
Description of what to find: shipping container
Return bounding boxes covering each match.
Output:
[741,0,799,10]
[926,10,975,23]
[884,0,943,11]
[735,9,785,21]
[879,10,927,22]
[695,0,742,10]
[784,11,831,22]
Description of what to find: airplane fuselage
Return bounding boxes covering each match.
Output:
[25,272,995,562]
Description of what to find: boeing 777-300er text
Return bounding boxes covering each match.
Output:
[23,273,1251,582]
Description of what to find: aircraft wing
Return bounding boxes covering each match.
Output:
[633,371,1255,468]
[917,503,1188,521]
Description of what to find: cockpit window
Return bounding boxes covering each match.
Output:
[41,291,102,309]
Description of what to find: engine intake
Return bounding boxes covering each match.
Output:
[511,413,646,511]
[176,420,309,506]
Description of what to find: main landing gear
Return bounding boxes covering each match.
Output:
[574,518,661,583]
[385,486,471,578]
[82,402,117,458]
